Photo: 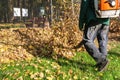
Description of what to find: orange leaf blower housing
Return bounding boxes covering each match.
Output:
[94,0,120,18]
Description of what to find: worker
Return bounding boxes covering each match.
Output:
[79,0,110,72]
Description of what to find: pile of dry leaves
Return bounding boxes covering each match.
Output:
[109,19,120,41]
[0,18,83,63]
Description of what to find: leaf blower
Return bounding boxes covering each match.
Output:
[94,0,120,18]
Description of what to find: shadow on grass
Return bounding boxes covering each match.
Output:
[108,51,120,57]
[53,56,95,72]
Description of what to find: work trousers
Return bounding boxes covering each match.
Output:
[83,21,109,63]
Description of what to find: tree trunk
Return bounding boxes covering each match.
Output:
[71,0,75,16]
[20,0,23,21]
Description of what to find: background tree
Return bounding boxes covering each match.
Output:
[0,0,80,23]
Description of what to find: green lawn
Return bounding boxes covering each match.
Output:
[0,42,120,80]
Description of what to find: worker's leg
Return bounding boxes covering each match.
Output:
[83,22,106,63]
[97,24,109,57]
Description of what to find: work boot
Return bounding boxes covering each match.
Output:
[97,59,109,72]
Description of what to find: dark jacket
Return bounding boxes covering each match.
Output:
[79,0,110,29]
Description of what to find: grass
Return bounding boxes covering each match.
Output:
[0,42,120,80]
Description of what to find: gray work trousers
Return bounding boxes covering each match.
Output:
[83,21,109,63]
